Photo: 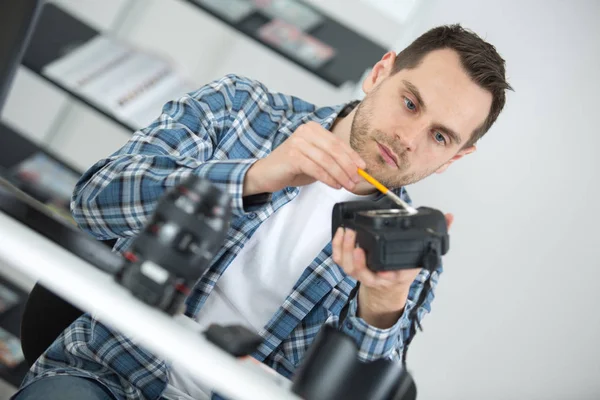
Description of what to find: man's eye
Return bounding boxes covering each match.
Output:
[433,131,447,145]
[404,97,417,111]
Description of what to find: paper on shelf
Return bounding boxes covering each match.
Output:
[257,19,335,69]
[120,73,193,129]
[42,36,132,91]
[41,36,194,131]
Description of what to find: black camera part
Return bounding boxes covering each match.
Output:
[291,325,417,400]
[204,324,263,358]
[116,175,232,314]
[332,197,449,272]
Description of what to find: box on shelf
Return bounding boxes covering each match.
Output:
[257,19,335,69]
[252,0,324,32]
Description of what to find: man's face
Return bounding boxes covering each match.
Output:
[350,48,493,188]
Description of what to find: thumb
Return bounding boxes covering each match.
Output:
[445,213,454,230]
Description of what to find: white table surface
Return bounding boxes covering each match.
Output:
[0,210,301,400]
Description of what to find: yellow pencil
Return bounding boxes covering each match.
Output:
[357,168,418,214]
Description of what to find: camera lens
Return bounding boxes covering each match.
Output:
[358,209,411,218]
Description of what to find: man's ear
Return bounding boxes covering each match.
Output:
[435,145,477,174]
[362,51,397,94]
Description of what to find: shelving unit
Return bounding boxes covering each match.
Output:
[20,4,139,133]
[0,124,123,389]
[184,0,387,87]
[0,121,82,222]
[18,2,386,138]
[0,122,120,262]
[0,122,81,177]
[0,276,28,388]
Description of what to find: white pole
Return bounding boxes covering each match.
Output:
[0,211,301,400]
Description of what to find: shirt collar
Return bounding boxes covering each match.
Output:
[277,101,352,137]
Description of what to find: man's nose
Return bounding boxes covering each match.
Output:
[395,125,424,152]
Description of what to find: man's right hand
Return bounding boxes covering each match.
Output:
[243,121,366,196]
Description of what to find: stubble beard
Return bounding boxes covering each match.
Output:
[349,100,418,188]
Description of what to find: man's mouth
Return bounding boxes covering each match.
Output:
[377,143,399,168]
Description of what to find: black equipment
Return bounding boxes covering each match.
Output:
[291,325,417,400]
[332,197,449,272]
[109,174,425,399]
[113,176,428,399]
[116,175,232,314]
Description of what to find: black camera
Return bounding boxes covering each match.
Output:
[291,325,417,400]
[117,175,232,314]
[331,197,449,272]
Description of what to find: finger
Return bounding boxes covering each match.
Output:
[304,126,365,183]
[319,137,364,184]
[297,153,342,190]
[328,135,367,171]
[445,213,454,230]
[331,227,344,265]
[341,229,356,274]
[377,270,400,281]
[303,122,366,170]
[351,248,391,288]
[300,143,356,190]
[376,268,421,286]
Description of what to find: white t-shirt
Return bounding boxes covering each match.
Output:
[162,182,375,400]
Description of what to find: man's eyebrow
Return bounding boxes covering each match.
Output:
[403,80,426,112]
[403,79,463,146]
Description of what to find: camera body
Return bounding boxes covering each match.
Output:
[117,175,232,314]
[332,198,449,272]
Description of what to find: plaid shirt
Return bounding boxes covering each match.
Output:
[18,74,442,400]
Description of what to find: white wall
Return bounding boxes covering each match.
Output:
[400,1,600,399]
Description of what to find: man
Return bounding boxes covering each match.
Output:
[12,24,511,400]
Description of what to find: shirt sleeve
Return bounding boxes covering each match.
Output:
[70,74,268,240]
[337,266,442,362]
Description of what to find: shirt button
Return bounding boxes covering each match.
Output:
[248,212,257,219]
[346,321,353,330]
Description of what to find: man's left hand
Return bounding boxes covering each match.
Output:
[332,213,454,329]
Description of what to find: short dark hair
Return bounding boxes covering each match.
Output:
[392,24,513,148]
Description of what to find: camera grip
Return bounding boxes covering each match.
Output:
[331,200,449,272]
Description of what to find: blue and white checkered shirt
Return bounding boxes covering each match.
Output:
[18,74,442,400]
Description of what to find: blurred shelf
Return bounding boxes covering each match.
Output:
[0,275,28,388]
[19,2,385,137]
[0,120,82,221]
[0,122,122,273]
[185,0,387,87]
[21,3,139,133]
[0,121,81,176]
[0,126,121,388]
